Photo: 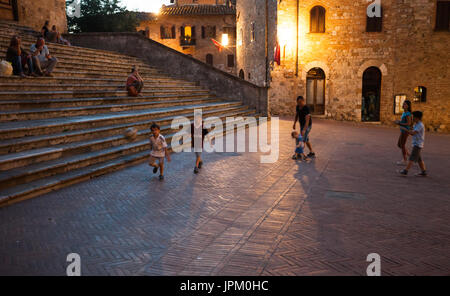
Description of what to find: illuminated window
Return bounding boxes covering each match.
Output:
[394,94,407,115]
[414,86,427,103]
[310,6,326,33]
[180,26,196,46]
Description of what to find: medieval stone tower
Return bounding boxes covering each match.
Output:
[0,0,67,32]
[237,0,450,132]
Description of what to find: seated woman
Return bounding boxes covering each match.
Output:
[41,21,50,40]
[6,36,37,78]
[126,67,144,97]
[46,25,59,43]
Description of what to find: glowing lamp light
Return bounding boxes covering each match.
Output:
[222,33,229,47]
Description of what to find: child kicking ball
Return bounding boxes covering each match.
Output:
[291,131,310,162]
[148,123,171,180]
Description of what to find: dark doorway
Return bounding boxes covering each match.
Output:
[306,68,325,115]
[361,67,382,122]
[239,69,244,80]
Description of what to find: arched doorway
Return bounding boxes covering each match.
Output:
[306,67,325,115]
[361,67,382,122]
[239,69,244,80]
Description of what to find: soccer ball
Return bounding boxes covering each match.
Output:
[124,127,138,141]
[0,60,13,76]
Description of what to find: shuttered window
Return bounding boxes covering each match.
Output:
[160,26,175,39]
[435,1,450,31]
[310,6,326,33]
[366,6,383,32]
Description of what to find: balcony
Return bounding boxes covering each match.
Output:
[180,37,196,47]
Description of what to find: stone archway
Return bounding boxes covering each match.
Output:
[357,60,388,78]
[302,61,330,80]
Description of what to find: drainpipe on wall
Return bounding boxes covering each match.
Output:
[295,0,299,76]
[265,0,269,87]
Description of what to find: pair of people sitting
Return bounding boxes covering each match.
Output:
[6,36,58,78]
[41,21,71,46]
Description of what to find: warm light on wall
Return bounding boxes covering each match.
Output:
[222,33,229,46]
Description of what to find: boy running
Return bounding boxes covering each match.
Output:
[191,117,209,174]
[399,111,427,177]
[148,123,171,180]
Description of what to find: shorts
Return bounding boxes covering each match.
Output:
[302,127,312,143]
[295,147,304,154]
[409,146,423,163]
[149,156,164,165]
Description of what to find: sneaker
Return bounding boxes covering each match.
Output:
[415,171,428,177]
[398,169,408,176]
[194,167,199,174]
[153,167,158,174]
[159,175,164,180]
[307,152,316,158]
[292,154,298,160]
[198,161,203,169]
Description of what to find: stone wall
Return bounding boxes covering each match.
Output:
[0,0,67,32]
[236,0,277,87]
[268,0,450,132]
[137,14,236,75]
[65,32,268,115]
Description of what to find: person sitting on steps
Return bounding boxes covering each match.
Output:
[30,37,58,77]
[126,67,144,97]
[6,35,37,78]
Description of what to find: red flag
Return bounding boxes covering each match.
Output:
[274,42,281,66]
[211,38,223,52]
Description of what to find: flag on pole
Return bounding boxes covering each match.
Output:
[211,38,223,52]
[274,42,281,66]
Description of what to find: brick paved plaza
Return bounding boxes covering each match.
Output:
[0,119,449,276]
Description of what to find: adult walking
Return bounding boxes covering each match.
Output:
[395,100,412,165]
[293,96,316,158]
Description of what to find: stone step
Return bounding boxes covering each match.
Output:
[0,108,253,172]
[0,113,256,202]
[0,112,259,207]
[0,101,245,140]
[0,105,249,155]
[0,82,203,92]
[0,75,196,86]
[0,93,209,110]
[0,88,210,100]
[0,96,219,121]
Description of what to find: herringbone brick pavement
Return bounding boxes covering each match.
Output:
[0,119,449,275]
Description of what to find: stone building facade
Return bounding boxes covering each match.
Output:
[237,0,450,132]
[137,0,237,74]
[0,0,67,32]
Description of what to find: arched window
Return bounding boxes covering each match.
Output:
[306,68,326,115]
[239,69,245,80]
[310,6,326,33]
[206,54,213,66]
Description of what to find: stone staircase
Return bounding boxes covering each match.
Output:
[0,21,257,206]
